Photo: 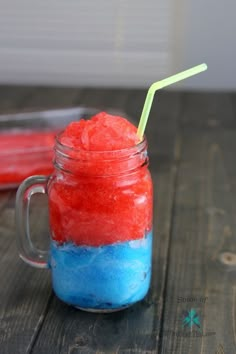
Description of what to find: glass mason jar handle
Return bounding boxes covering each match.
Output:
[15,175,49,269]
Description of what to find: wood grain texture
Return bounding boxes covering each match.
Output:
[79,88,133,119]
[31,89,181,353]
[0,87,79,354]
[1,88,235,354]
[159,95,236,353]
[20,86,82,110]
[0,86,32,113]
[181,92,235,130]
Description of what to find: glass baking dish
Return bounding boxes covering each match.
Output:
[0,107,102,190]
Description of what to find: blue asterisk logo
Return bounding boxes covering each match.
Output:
[182,309,201,330]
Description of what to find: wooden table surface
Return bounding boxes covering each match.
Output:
[0,86,236,354]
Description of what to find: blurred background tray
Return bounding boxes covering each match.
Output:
[0,106,100,189]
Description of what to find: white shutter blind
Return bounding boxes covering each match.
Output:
[0,0,172,87]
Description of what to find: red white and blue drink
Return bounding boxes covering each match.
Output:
[48,112,153,311]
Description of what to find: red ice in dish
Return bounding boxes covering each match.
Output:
[48,112,152,246]
[0,130,55,187]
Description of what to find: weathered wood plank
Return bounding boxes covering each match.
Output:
[21,87,82,110]
[231,92,236,122]
[79,88,113,109]
[31,90,181,353]
[0,86,33,113]
[0,209,52,354]
[79,88,133,117]
[4,87,235,354]
[181,92,235,130]
[159,120,236,351]
[0,86,81,353]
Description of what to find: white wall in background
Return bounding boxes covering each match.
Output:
[174,0,236,90]
[0,0,235,89]
[0,0,172,87]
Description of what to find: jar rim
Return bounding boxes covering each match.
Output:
[54,132,148,176]
[55,131,147,157]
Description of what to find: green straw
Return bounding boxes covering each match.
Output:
[137,63,208,139]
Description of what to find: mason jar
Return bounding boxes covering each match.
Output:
[16,134,153,312]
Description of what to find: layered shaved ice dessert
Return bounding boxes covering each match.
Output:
[48,112,153,311]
